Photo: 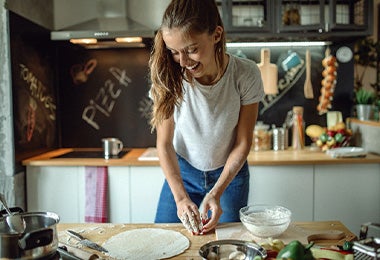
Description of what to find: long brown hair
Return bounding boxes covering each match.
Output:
[149,0,226,130]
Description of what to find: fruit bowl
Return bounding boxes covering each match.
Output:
[239,205,291,238]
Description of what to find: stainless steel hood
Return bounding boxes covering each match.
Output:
[50,0,155,42]
[51,16,154,40]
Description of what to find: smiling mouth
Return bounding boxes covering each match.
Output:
[186,62,200,71]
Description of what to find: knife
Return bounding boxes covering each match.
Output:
[66,230,108,253]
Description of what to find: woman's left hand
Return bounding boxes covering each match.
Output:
[200,192,223,233]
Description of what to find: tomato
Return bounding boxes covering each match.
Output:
[327,130,336,137]
[336,129,346,134]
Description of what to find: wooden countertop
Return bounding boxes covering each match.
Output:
[22,147,380,167]
[57,221,356,259]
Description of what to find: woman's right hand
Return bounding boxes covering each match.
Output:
[176,198,203,235]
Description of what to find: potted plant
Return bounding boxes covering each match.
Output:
[355,88,376,120]
[354,38,380,120]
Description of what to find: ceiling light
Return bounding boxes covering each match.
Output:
[70,38,97,44]
[115,37,143,43]
[226,41,331,48]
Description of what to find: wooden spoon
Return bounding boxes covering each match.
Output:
[304,49,314,99]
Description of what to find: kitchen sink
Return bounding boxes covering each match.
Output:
[54,150,130,159]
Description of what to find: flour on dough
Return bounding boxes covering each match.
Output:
[102,228,190,259]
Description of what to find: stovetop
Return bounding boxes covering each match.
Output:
[53,150,130,159]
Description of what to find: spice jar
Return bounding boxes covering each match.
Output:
[291,106,305,149]
[252,122,272,151]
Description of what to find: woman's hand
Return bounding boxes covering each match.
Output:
[177,198,203,235]
[200,192,223,233]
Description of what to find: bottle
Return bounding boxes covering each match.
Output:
[291,106,305,150]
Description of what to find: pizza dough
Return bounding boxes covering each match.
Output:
[102,228,190,259]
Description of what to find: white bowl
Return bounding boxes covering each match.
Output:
[239,204,291,238]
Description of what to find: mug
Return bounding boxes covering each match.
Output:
[102,138,123,158]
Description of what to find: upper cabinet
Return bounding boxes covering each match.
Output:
[217,0,373,40]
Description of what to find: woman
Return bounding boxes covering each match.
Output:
[149,0,264,235]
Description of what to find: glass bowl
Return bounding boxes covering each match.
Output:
[239,204,291,238]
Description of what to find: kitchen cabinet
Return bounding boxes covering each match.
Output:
[248,165,314,221]
[217,0,373,39]
[26,166,85,222]
[129,166,165,223]
[26,165,165,224]
[26,163,380,233]
[108,167,131,223]
[314,164,380,234]
[216,0,273,33]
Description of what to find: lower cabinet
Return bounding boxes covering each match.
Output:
[248,165,314,222]
[314,164,380,234]
[26,164,380,234]
[129,167,165,223]
[26,166,85,222]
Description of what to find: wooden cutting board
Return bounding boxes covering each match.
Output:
[258,48,278,95]
[216,221,357,246]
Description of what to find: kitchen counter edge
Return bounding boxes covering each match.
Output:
[22,148,380,166]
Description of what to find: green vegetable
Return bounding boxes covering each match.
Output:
[319,133,328,143]
[334,133,344,143]
[342,241,353,251]
[276,240,314,260]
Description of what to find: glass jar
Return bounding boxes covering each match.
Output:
[252,122,272,151]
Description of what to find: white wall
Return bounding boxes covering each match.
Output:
[0,0,25,208]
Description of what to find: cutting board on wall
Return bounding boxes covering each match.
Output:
[216,221,356,246]
[258,48,278,95]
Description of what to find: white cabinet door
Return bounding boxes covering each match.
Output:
[129,166,165,223]
[26,166,85,223]
[314,164,380,234]
[108,167,131,223]
[248,165,314,221]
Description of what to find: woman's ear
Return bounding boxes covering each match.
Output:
[213,26,223,43]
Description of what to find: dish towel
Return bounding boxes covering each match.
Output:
[85,166,109,223]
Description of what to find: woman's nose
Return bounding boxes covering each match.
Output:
[179,52,190,67]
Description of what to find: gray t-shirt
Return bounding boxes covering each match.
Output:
[173,54,264,171]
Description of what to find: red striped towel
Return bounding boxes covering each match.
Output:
[85,166,108,223]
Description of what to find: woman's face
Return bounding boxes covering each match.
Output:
[162,26,223,85]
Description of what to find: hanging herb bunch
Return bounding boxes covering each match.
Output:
[353,37,380,105]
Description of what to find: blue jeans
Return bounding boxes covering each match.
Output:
[155,154,249,223]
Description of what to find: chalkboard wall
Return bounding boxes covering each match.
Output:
[10,12,58,162]
[57,43,156,148]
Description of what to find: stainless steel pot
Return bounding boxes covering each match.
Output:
[0,211,60,259]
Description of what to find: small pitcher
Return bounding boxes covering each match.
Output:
[102,138,123,159]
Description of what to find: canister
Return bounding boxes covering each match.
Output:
[272,127,288,151]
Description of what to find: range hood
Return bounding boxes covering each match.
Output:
[50,0,156,48]
[50,16,154,40]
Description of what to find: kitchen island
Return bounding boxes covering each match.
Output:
[57,221,357,259]
[23,148,380,234]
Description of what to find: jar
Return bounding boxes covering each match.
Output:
[252,122,272,151]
